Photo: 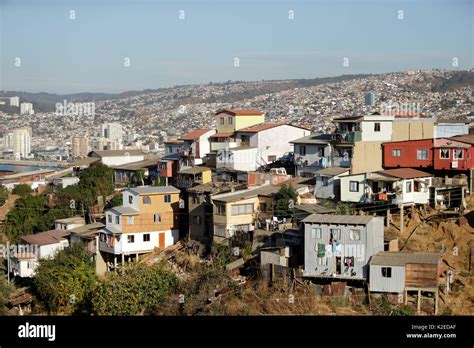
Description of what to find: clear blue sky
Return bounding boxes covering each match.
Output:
[0,0,472,93]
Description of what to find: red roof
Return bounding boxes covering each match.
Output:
[210,132,234,138]
[377,168,432,179]
[215,109,264,116]
[179,128,214,141]
[21,230,70,246]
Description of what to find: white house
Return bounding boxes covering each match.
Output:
[9,230,70,278]
[340,168,433,205]
[178,128,216,169]
[54,216,86,231]
[216,147,260,172]
[89,150,145,167]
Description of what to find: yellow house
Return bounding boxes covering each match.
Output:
[176,166,212,189]
[99,186,180,268]
[215,109,265,133]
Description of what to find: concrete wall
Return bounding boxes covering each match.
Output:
[340,173,366,202]
[101,155,144,166]
[392,120,434,141]
[351,141,384,174]
[216,147,259,172]
[361,119,392,142]
[256,125,310,163]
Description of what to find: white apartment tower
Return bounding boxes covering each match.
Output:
[10,96,20,107]
[13,128,31,159]
[20,102,34,115]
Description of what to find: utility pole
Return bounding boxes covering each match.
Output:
[6,241,10,283]
[399,203,404,236]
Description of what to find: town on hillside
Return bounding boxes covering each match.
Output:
[0,106,473,317]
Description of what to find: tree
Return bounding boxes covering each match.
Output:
[4,195,51,242]
[134,169,145,186]
[107,194,123,208]
[33,244,96,314]
[0,273,13,315]
[273,184,297,217]
[91,263,177,315]
[12,184,32,197]
[0,185,8,206]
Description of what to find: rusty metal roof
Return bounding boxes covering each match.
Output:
[21,230,70,246]
[377,168,432,179]
[179,128,214,141]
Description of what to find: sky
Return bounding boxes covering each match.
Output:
[0,0,473,93]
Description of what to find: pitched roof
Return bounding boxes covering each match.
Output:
[127,186,180,195]
[290,133,331,145]
[377,168,432,179]
[54,216,85,225]
[179,166,211,174]
[302,214,376,225]
[294,204,335,215]
[179,128,214,141]
[112,158,159,170]
[451,134,474,145]
[370,251,442,266]
[21,230,70,246]
[215,109,264,116]
[110,206,139,215]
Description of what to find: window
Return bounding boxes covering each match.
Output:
[381,267,392,278]
[350,229,360,240]
[318,147,325,157]
[192,195,200,204]
[143,234,150,242]
[349,181,359,192]
[439,149,450,159]
[453,149,464,160]
[164,194,171,203]
[406,181,412,193]
[115,216,120,224]
[220,117,225,125]
[322,176,329,187]
[231,203,254,215]
[374,123,381,132]
[143,196,151,204]
[214,204,226,215]
[192,215,201,225]
[228,116,233,125]
[311,226,322,239]
[299,145,306,156]
[107,214,112,223]
[154,214,161,223]
[127,216,135,225]
[127,235,135,243]
[128,195,133,204]
[214,224,226,237]
[260,203,267,212]
[392,149,401,157]
[330,228,341,240]
[417,149,428,160]
[268,155,277,162]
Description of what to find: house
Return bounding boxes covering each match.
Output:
[234,123,310,165]
[68,222,106,275]
[176,166,212,190]
[0,169,57,189]
[178,128,216,169]
[302,214,384,280]
[340,168,433,205]
[434,119,470,138]
[382,136,474,172]
[112,158,160,186]
[89,150,145,167]
[290,133,354,176]
[314,166,350,199]
[9,230,70,278]
[209,109,265,153]
[99,186,180,270]
[48,177,80,190]
[369,251,442,313]
[216,146,260,172]
[54,216,86,231]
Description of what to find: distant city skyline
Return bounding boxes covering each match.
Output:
[1,0,472,94]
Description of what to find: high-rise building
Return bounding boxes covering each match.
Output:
[101,122,123,142]
[72,136,90,158]
[12,128,31,159]
[10,96,20,107]
[20,102,34,115]
[365,92,376,106]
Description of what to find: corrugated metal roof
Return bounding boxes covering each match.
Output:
[69,222,105,234]
[128,186,180,195]
[290,133,331,145]
[295,204,335,214]
[370,251,442,266]
[377,168,432,179]
[21,230,70,246]
[210,132,234,138]
[110,206,139,215]
[179,166,211,174]
[302,214,375,225]
[179,128,214,141]
[54,216,85,224]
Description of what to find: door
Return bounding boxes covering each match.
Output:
[159,233,165,249]
[336,257,342,275]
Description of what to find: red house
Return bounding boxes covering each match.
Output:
[382,139,433,169]
[382,136,474,172]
